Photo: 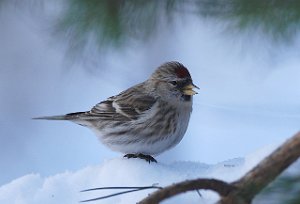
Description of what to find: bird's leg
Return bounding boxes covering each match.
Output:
[137,154,157,163]
[124,153,138,159]
[124,153,157,163]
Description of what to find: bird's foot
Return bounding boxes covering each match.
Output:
[124,153,157,163]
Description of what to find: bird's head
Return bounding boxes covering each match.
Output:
[148,61,199,103]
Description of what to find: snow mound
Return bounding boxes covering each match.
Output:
[0,144,278,204]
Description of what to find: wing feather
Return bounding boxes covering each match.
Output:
[84,84,157,122]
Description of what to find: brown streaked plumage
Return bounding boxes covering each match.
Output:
[34,61,199,163]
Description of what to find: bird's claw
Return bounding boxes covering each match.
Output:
[124,153,157,163]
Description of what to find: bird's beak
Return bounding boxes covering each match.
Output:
[182,83,199,96]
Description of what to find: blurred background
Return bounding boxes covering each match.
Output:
[0,0,300,202]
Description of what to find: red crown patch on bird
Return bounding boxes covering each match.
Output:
[175,66,191,78]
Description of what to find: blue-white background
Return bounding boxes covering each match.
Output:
[1,1,299,186]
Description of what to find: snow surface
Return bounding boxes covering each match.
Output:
[0,144,279,204]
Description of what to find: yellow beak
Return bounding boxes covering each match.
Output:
[182,83,199,96]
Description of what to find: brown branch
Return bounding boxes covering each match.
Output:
[139,131,300,204]
[220,131,300,203]
[138,179,235,204]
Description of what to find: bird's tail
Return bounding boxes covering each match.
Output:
[33,112,86,121]
[33,115,68,120]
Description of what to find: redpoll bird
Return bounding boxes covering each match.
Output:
[34,61,199,163]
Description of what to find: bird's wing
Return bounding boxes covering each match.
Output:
[87,87,157,121]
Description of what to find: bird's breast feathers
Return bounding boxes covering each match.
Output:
[92,99,192,155]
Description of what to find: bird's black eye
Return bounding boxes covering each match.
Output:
[169,81,177,86]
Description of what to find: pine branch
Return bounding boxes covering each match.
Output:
[139,131,300,204]
[220,131,300,203]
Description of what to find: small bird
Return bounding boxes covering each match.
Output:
[34,61,198,163]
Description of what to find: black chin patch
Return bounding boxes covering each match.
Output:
[182,95,191,101]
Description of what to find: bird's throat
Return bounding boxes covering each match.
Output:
[182,94,191,101]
